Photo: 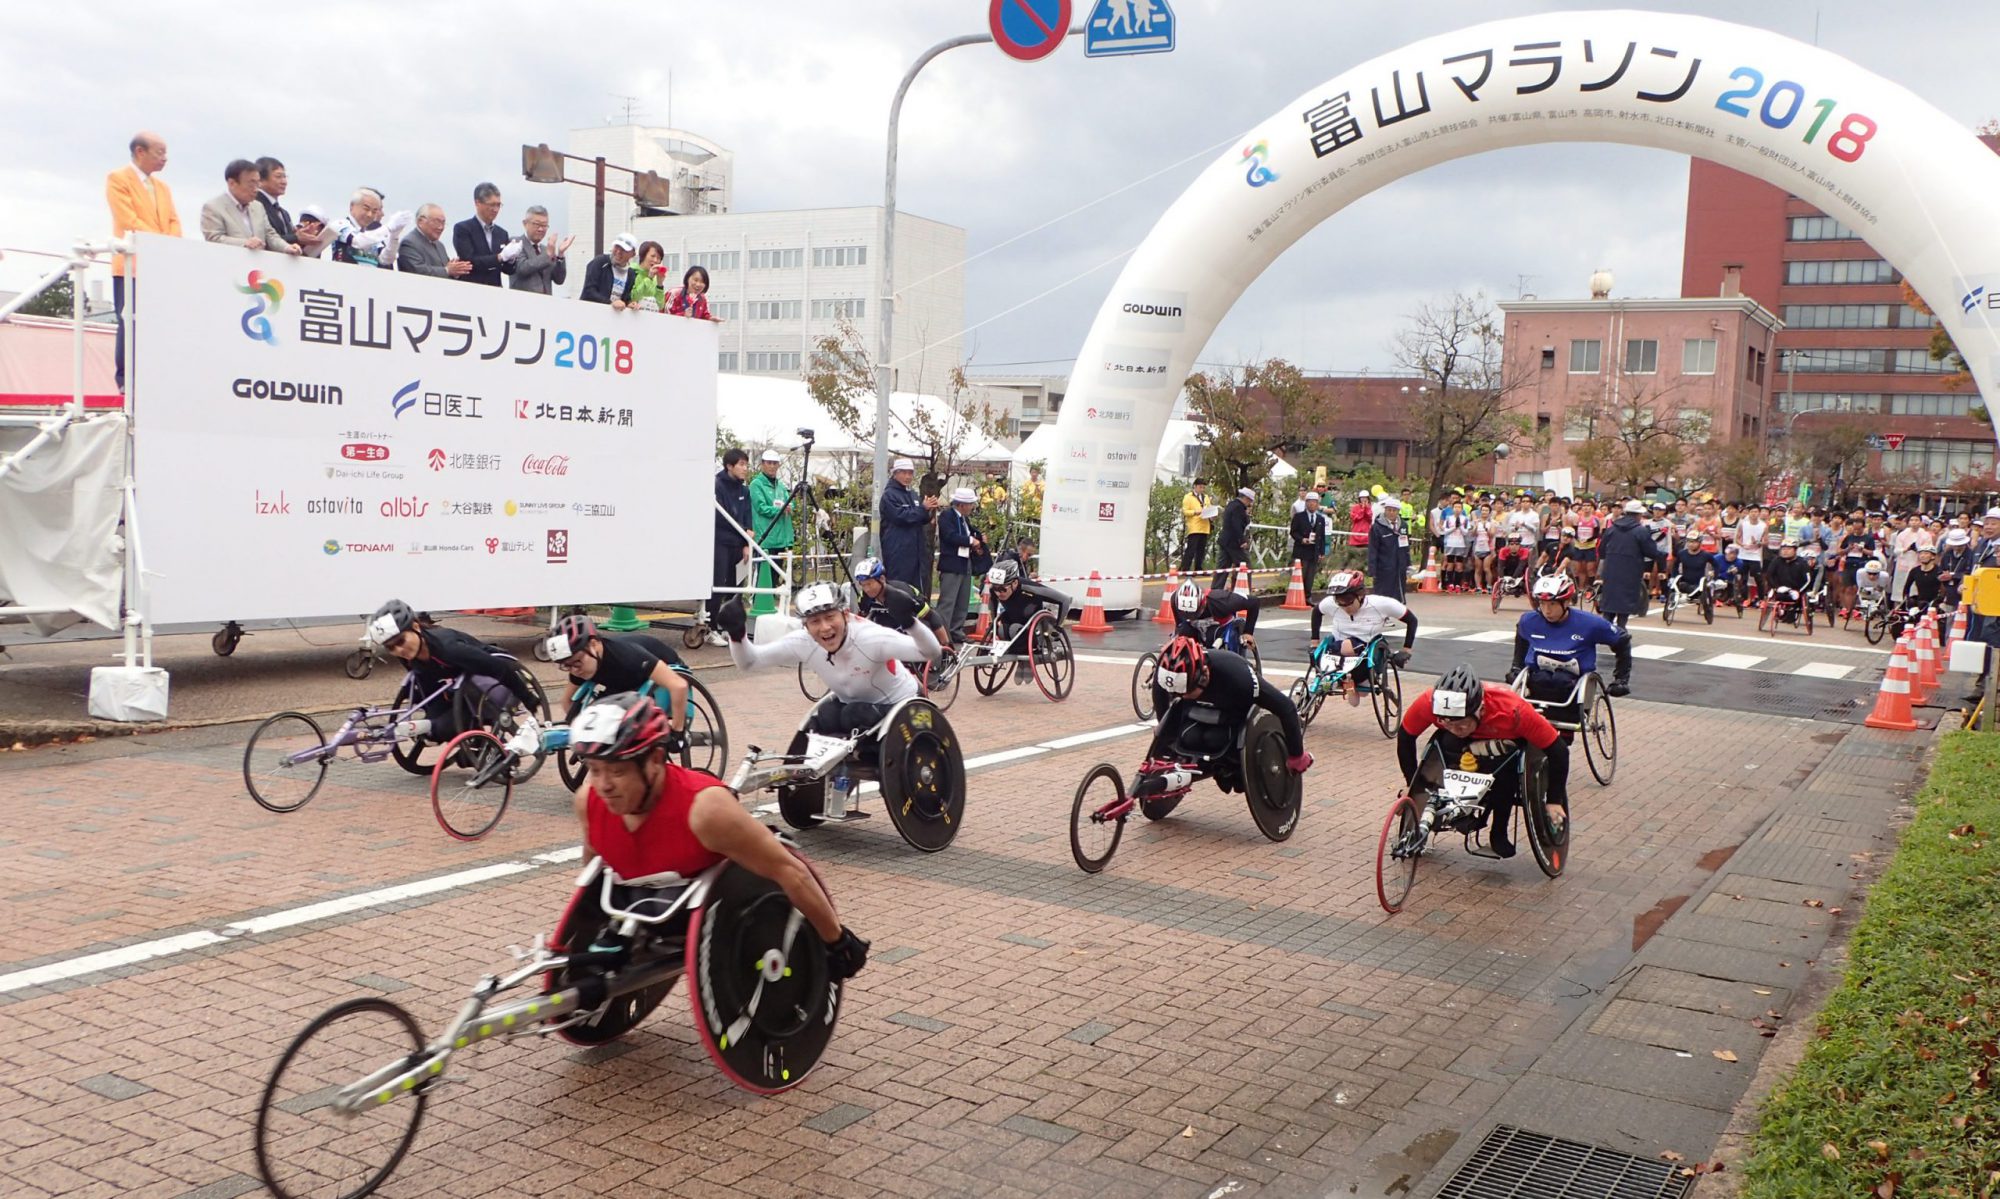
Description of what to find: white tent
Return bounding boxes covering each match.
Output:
[716,374,1014,480]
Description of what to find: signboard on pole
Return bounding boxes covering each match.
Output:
[989,0,1072,61]
[128,234,717,625]
[1882,432,1907,450]
[1085,0,1175,57]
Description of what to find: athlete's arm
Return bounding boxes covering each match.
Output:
[570,788,598,866]
[687,787,842,942]
[725,626,811,672]
[645,660,690,732]
[431,634,529,707]
[856,618,941,664]
[1397,608,1420,650]
[1251,676,1306,757]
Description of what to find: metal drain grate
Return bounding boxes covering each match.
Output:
[1434,1125,1695,1199]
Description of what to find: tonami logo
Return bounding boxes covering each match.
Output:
[254,489,290,515]
[379,496,431,518]
[522,453,570,477]
[427,448,447,472]
[341,443,390,462]
[547,529,570,564]
[343,542,394,553]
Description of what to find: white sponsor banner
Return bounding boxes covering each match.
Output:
[130,234,716,624]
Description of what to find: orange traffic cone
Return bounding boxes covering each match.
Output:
[1282,559,1309,610]
[1155,567,1180,626]
[1912,614,1941,699]
[1419,546,1442,594]
[1234,562,1251,597]
[972,590,991,641]
[1863,635,1920,731]
[1075,571,1112,634]
[1948,597,1972,652]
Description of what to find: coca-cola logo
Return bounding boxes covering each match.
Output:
[522,454,570,477]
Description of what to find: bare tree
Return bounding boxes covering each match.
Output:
[1181,358,1335,491]
[1695,437,1770,505]
[1791,420,1874,502]
[1565,379,1709,496]
[805,318,1008,489]
[1390,292,1536,508]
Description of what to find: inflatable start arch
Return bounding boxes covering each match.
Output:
[1043,10,2000,607]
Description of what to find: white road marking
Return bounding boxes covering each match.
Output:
[1630,644,1682,660]
[223,863,535,936]
[0,930,229,994]
[1257,618,1309,630]
[1792,662,1855,680]
[1699,653,1767,670]
[1451,630,1516,643]
[1625,624,1887,655]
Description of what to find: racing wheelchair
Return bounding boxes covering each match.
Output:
[1756,585,1814,637]
[1374,736,1568,913]
[1508,664,1618,786]
[1131,613,1260,721]
[958,606,1075,703]
[733,696,966,852]
[1068,707,1301,873]
[1659,569,1719,625]
[253,843,848,1199]
[1285,634,1402,737]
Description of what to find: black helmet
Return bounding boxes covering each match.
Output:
[1432,663,1484,721]
[368,599,417,646]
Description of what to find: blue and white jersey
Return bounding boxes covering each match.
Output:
[1515,608,1624,676]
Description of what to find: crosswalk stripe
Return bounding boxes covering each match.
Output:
[1630,644,1682,660]
[1452,630,1515,643]
[1792,662,1855,680]
[1698,652,1766,670]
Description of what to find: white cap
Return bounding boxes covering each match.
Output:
[1945,528,1972,546]
[1304,491,1320,501]
[892,457,915,473]
[297,203,328,224]
[1985,508,2000,520]
[1382,495,1402,510]
[1237,487,1255,499]
[612,233,637,253]
[1623,500,1645,514]
[760,449,782,463]
[951,487,976,504]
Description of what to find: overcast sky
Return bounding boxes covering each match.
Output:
[4,0,1994,379]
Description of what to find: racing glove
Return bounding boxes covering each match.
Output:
[712,598,748,642]
[1285,751,1314,774]
[1390,648,1411,668]
[824,926,871,981]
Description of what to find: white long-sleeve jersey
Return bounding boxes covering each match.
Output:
[728,617,939,704]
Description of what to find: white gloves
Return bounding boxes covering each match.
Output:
[497,239,525,264]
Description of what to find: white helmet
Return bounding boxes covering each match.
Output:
[1172,579,1206,614]
[1864,558,1884,573]
[794,582,844,619]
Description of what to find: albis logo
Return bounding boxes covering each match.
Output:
[380,496,430,518]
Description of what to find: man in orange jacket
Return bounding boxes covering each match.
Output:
[106,131,183,390]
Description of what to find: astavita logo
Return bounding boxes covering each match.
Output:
[1121,302,1182,318]
[235,378,342,405]
[341,443,389,461]
[305,497,363,515]
[379,496,431,518]
[522,453,570,476]
[1105,449,1141,463]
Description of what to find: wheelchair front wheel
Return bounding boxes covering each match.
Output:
[1375,794,1424,914]
[1069,764,1126,873]
[253,997,427,1199]
[1132,652,1159,722]
[1582,683,1617,786]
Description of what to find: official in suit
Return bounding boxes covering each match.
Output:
[254,156,297,247]
[106,131,183,390]
[508,205,571,295]
[397,205,469,278]
[579,234,638,305]
[450,181,513,286]
[200,159,297,253]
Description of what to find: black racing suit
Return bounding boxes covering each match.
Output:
[562,633,685,720]
[858,579,948,639]
[1146,649,1305,771]
[406,625,533,741]
[1762,556,1811,618]
[992,580,1068,652]
[1174,589,1259,648]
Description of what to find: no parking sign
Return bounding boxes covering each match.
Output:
[989,0,1071,61]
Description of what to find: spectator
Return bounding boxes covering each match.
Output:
[1179,477,1213,572]
[506,205,571,295]
[397,204,470,278]
[200,158,297,254]
[1598,500,1666,630]
[1367,497,1411,601]
[937,486,983,634]
[1289,491,1331,594]
[580,233,636,306]
[668,265,718,321]
[254,157,297,247]
[1211,486,1253,590]
[709,449,752,646]
[748,450,795,617]
[106,131,183,390]
[1347,490,1375,570]
[293,204,333,258]
[629,241,669,311]
[329,187,402,268]
[878,457,935,590]
[1962,509,2000,702]
[451,182,512,286]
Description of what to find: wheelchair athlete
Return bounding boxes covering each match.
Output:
[1510,574,1634,704]
[852,557,950,648]
[543,613,690,744]
[1761,539,1812,622]
[1397,664,1566,859]
[984,559,1069,685]
[368,598,535,744]
[717,583,940,741]
[1309,570,1418,706]
[1147,636,1312,774]
[566,691,867,981]
[1170,579,1259,653]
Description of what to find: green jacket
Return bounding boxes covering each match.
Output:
[749,470,795,549]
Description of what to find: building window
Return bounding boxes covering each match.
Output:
[812,246,868,268]
[717,352,738,372]
[659,253,680,275]
[707,301,738,321]
[1879,437,1995,484]
[1568,339,1601,373]
[1747,348,1766,383]
[1784,259,1898,285]
[1563,409,1594,441]
[1889,393,1974,417]
[744,351,802,373]
[1780,392,1885,414]
[1892,348,1957,374]
[811,298,866,319]
[1539,347,1555,370]
[746,300,802,321]
[687,250,739,272]
[1782,304,1891,329]
[1898,304,1937,329]
[1787,216,1856,241]
[1624,339,1659,374]
[747,248,803,270]
[1682,338,1717,375]
[1780,348,1885,373]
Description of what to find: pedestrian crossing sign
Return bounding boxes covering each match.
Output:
[1086,0,1175,57]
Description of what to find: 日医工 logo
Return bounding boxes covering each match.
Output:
[236,270,284,344]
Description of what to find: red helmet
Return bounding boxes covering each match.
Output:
[569,693,672,761]
[1326,570,1365,599]
[1155,635,1208,696]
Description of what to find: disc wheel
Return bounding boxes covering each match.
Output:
[244,712,330,813]
[1131,652,1159,722]
[687,858,841,1094]
[797,662,828,702]
[880,702,965,852]
[253,997,427,1199]
[1523,750,1570,878]
[343,649,374,681]
[1371,657,1403,739]
[430,730,514,841]
[1069,764,1126,873]
[1029,616,1074,702]
[543,882,677,1046]
[1374,794,1424,914]
[1241,709,1302,842]
[1582,681,1617,786]
[774,729,827,830]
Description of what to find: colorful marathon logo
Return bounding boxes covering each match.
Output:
[236,270,284,344]
[1241,140,1278,187]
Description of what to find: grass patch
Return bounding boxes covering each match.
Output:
[1740,731,2000,1199]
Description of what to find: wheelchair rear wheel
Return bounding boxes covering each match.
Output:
[880,702,965,852]
[1522,750,1570,879]
[1029,615,1074,702]
[687,857,842,1094]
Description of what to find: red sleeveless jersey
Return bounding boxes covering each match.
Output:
[585,765,728,879]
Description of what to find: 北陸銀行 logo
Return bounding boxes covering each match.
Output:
[237,270,284,344]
